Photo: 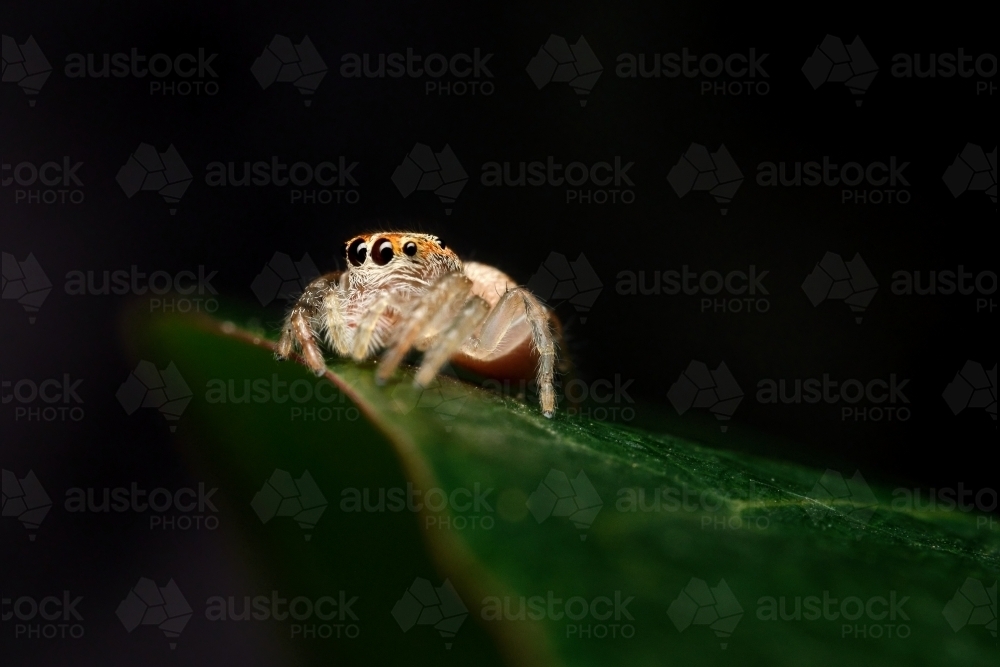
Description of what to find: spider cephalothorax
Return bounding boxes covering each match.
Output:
[276,232,563,416]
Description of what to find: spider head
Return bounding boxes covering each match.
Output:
[343,232,461,291]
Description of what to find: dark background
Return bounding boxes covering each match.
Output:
[2,2,994,665]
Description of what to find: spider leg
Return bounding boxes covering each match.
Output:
[276,273,342,376]
[351,292,395,361]
[414,296,490,387]
[375,272,471,384]
[322,273,351,356]
[467,287,558,418]
[470,289,527,356]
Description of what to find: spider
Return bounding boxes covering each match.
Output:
[276,232,564,417]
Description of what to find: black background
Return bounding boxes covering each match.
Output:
[2,2,995,665]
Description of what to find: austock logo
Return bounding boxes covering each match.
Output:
[392,578,468,649]
[757,374,911,423]
[480,156,636,205]
[251,469,328,540]
[116,578,193,649]
[63,264,220,315]
[942,578,997,637]
[251,252,320,306]
[1,590,85,640]
[3,373,85,423]
[756,590,912,640]
[204,155,360,205]
[616,265,770,315]
[390,362,468,430]
[942,143,996,204]
[480,590,636,639]
[1,34,52,106]
[204,590,360,640]
[942,361,996,422]
[616,481,772,533]
[801,252,878,323]
[204,374,361,423]
[252,35,327,106]
[892,49,996,96]
[667,143,743,214]
[116,143,193,214]
[667,361,744,432]
[64,482,219,532]
[116,361,193,431]
[802,35,878,106]
[339,47,494,97]
[526,469,603,540]
[756,156,911,205]
[339,480,495,532]
[1,252,52,323]
[668,578,744,649]
[527,252,603,323]
[617,48,770,97]
[890,265,996,313]
[805,470,879,531]
[526,34,602,106]
[2,156,85,205]
[64,47,219,96]
[1,469,53,541]
[392,143,468,214]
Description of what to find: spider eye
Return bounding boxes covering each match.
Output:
[372,238,394,265]
[438,238,446,249]
[347,238,367,266]
[403,241,417,257]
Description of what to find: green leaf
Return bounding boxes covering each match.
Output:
[129,310,999,667]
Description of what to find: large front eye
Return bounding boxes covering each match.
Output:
[372,238,394,265]
[346,238,367,266]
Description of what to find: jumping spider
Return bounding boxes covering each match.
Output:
[276,232,564,417]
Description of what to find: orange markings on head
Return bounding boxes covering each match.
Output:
[345,232,456,267]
